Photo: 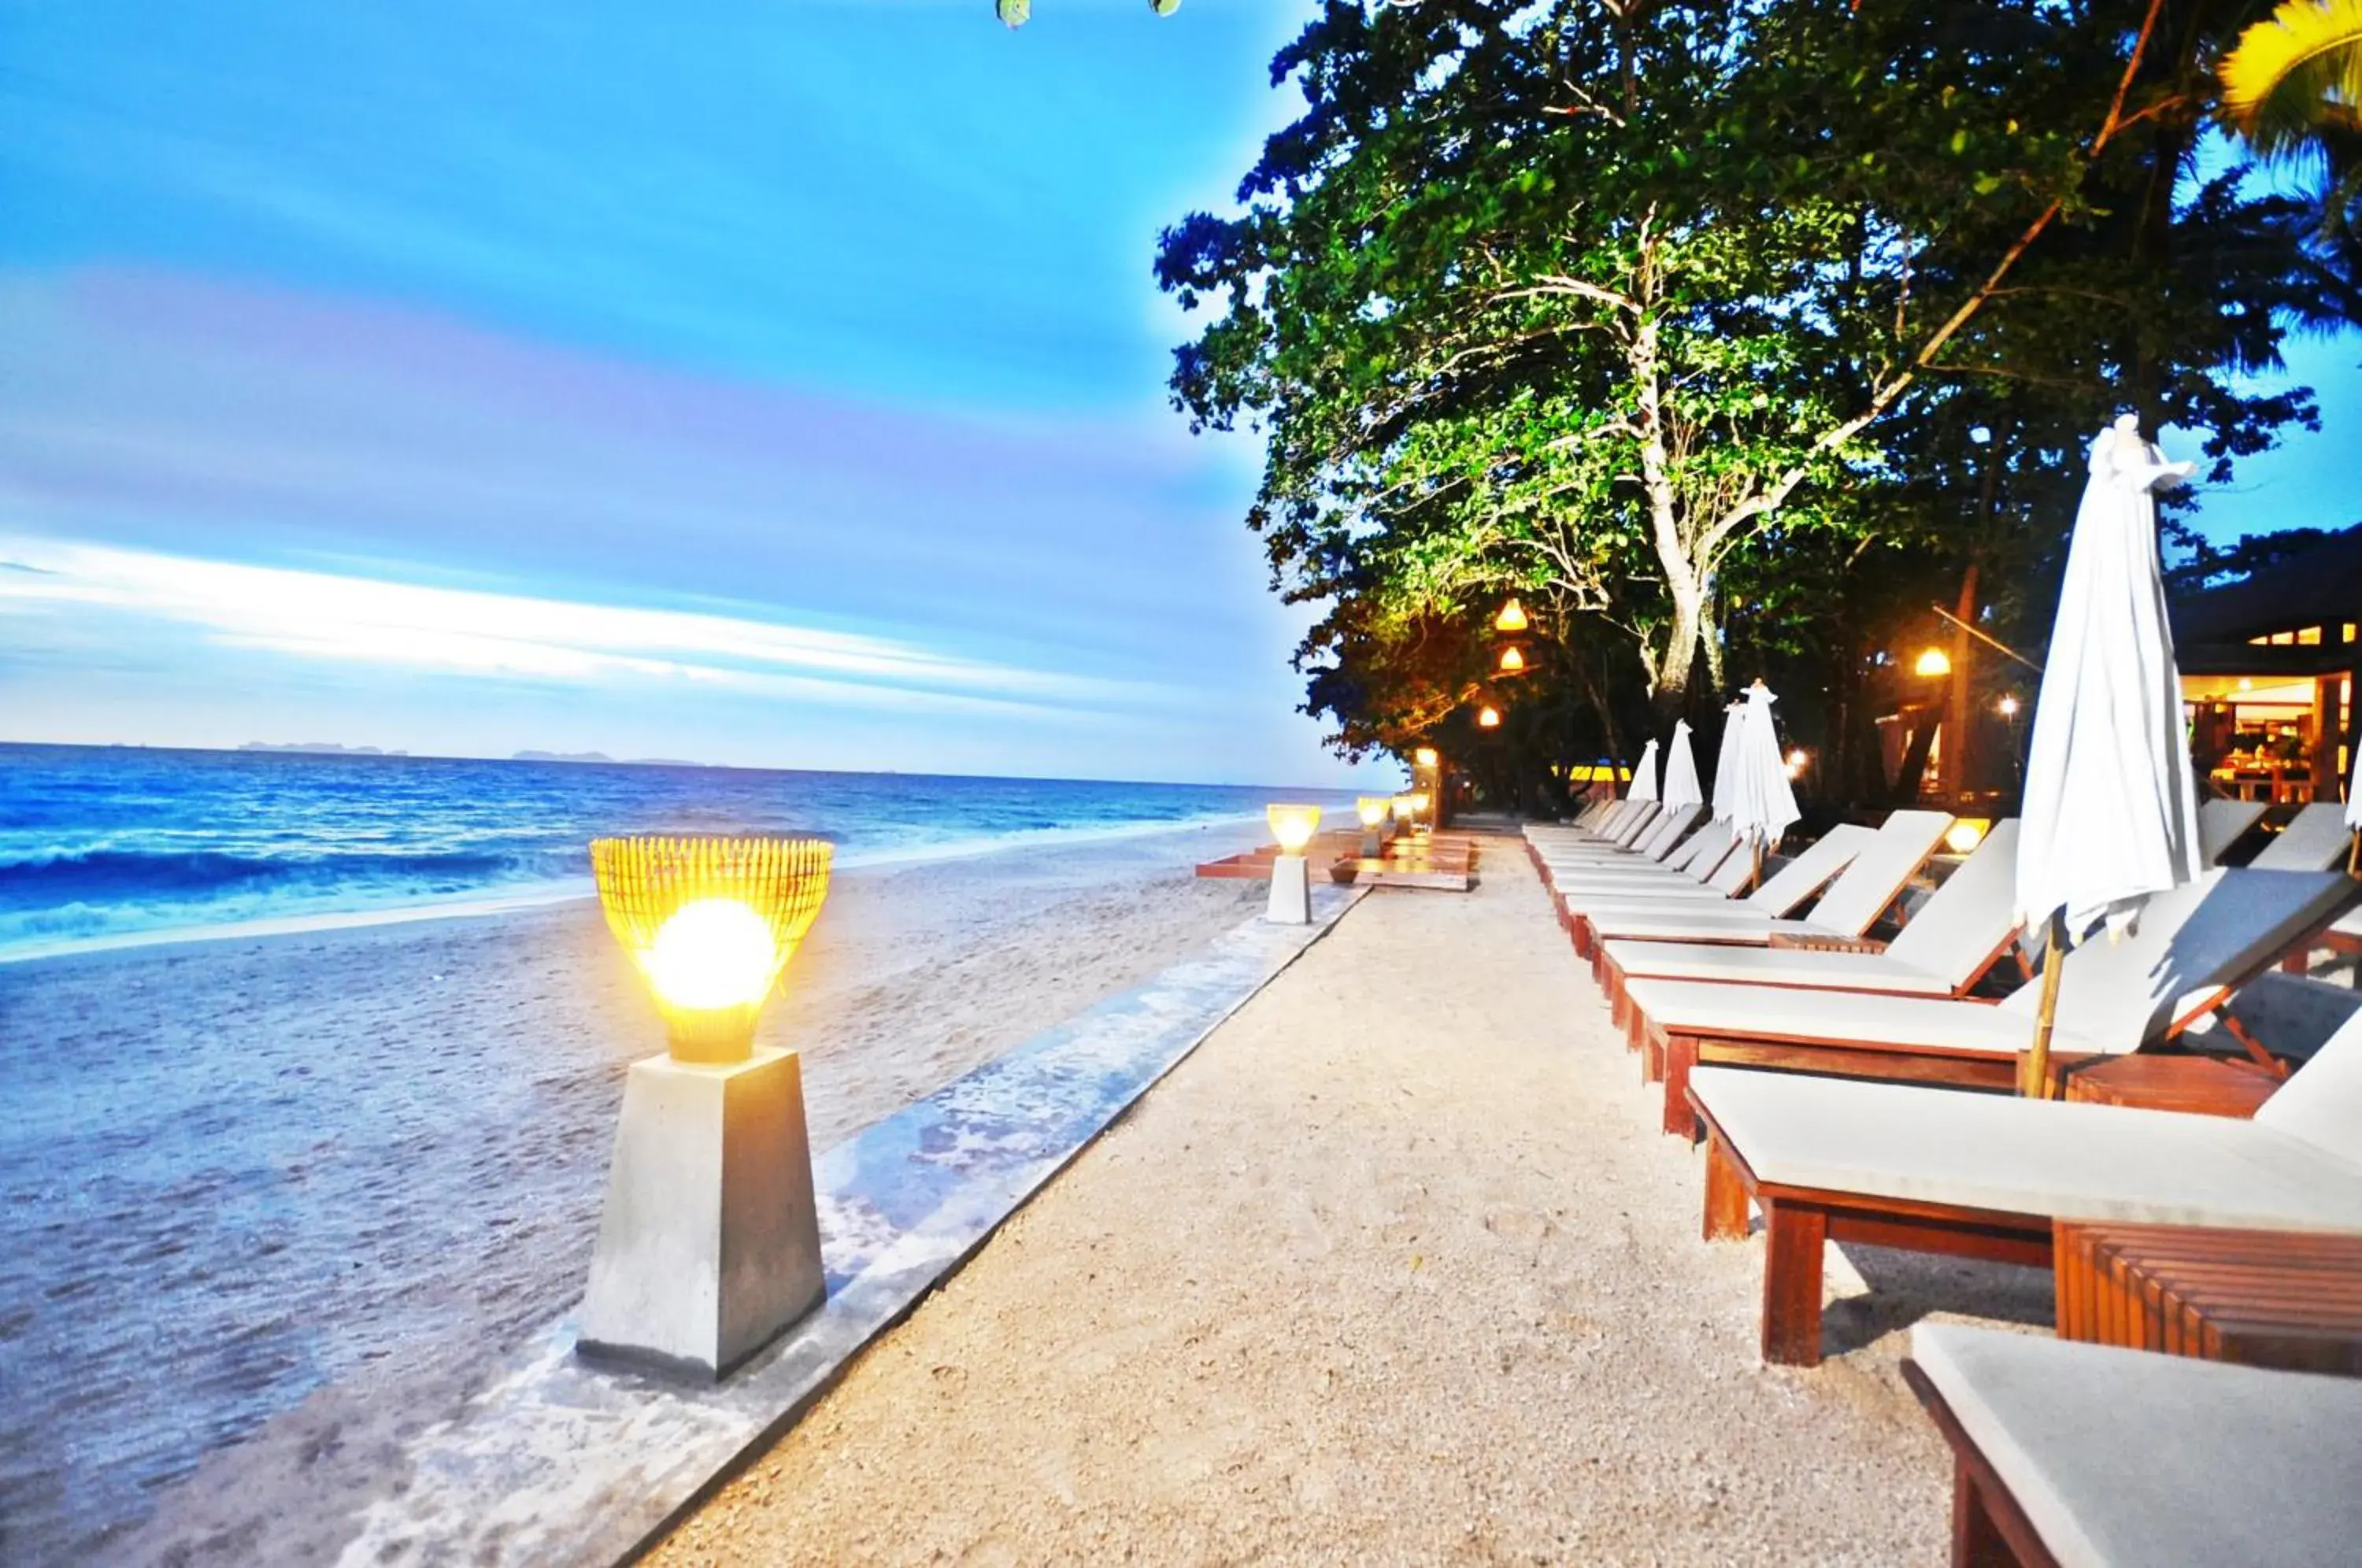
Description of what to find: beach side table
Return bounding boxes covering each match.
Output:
[2056,1054,2279,1118]
[2054,1221,2362,1377]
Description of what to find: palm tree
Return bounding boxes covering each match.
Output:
[2222,0,2362,325]
[2221,0,2362,150]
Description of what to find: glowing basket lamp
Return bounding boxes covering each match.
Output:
[576,834,833,1381]
[591,835,832,1064]
[1264,803,1324,923]
[1356,795,1392,856]
[1494,598,1530,634]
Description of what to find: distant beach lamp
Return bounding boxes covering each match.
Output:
[1414,747,1440,770]
[1477,705,1502,729]
[1997,694,2021,718]
[1497,645,1527,675]
[1915,646,1953,679]
[577,834,834,1381]
[592,836,831,1063]
[1390,794,1417,823]
[1785,747,1809,781]
[1264,804,1324,923]
[1944,818,1990,856]
[1356,795,1391,856]
[1493,598,1530,634]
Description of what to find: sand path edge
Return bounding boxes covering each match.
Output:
[324,882,1366,1566]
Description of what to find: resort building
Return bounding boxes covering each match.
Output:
[2171,524,2362,803]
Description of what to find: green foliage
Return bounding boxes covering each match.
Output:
[1160,0,2321,782]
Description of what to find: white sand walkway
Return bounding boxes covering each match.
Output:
[656,846,2045,1564]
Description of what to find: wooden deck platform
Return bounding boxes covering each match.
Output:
[1195,829,1480,891]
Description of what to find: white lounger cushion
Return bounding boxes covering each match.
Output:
[1688,1065,2362,1229]
[1586,814,1952,943]
[1634,980,2097,1053]
[1600,942,1956,996]
[1564,824,1875,920]
[1603,821,2020,995]
[1630,868,2359,1056]
[2251,801,2353,871]
[2198,797,2269,864]
[1912,1323,2362,1568]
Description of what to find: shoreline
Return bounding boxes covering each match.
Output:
[0,816,1284,1566]
[0,811,1279,967]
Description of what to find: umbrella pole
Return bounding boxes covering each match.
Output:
[2349,830,2359,878]
[2024,910,2068,1099]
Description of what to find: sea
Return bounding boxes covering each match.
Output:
[0,743,1346,1564]
[0,742,1312,962]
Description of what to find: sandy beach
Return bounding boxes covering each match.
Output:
[651,843,2053,1566]
[0,818,1274,1566]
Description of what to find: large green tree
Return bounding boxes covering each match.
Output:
[1161,0,2318,778]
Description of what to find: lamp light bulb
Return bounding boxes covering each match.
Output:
[1266,804,1323,852]
[1944,819,1989,856]
[1914,647,1952,679]
[641,899,778,1011]
[1477,706,1501,728]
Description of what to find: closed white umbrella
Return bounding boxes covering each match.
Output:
[1731,682,1801,858]
[1629,738,1660,804]
[1709,700,1746,823]
[2016,414,2201,1096]
[1661,719,1705,814]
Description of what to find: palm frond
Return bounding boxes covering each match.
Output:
[2221,0,2362,153]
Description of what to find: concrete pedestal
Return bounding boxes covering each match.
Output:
[576,1048,826,1382]
[1266,852,1312,924]
[1361,827,1384,858]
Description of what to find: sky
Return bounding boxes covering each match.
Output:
[0,2,2353,786]
[0,0,1376,786]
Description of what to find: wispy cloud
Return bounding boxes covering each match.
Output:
[0,536,1146,717]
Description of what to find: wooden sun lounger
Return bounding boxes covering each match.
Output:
[1593,821,2021,1034]
[2247,801,2354,871]
[1576,811,1956,976]
[1558,824,1879,959]
[1903,1323,2362,1568]
[2198,796,2270,864]
[1633,868,2360,1137]
[1689,1016,2362,1365]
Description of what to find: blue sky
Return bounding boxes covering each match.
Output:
[0,0,1369,785]
[0,0,2352,785]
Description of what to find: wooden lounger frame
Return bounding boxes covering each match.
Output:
[1635,901,2347,1138]
[1897,1358,2065,1568]
[1694,1097,2053,1368]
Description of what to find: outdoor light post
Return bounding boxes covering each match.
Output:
[1356,796,1391,858]
[1264,804,1322,923]
[576,836,833,1382]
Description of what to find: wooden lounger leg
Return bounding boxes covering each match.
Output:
[1952,1459,2022,1568]
[1703,1133,1750,1242]
[1760,1200,1827,1366]
[1657,1035,1697,1130]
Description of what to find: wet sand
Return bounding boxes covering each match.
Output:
[654,845,2049,1566]
[0,819,1272,1566]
